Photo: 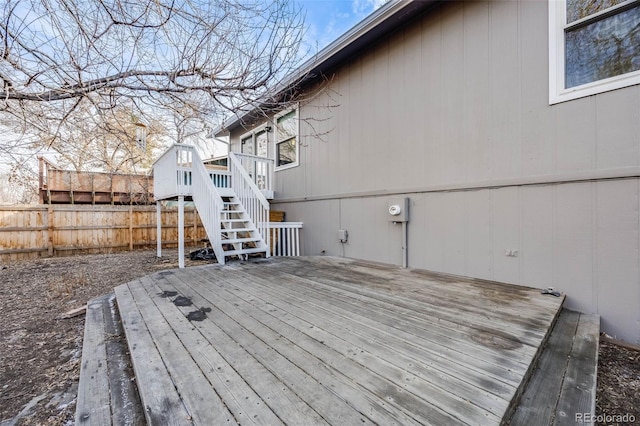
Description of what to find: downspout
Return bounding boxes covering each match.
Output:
[402,221,408,268]
[389,198,410,268]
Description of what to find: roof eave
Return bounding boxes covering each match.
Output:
[214,0,436,137]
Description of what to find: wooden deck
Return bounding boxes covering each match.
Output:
[105,256,564,425]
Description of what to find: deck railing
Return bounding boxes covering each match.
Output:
[229,152,270,255]
[188,146,226,263]
[269,222,303,257]
[233,153,274,193]
[208,169,230,189]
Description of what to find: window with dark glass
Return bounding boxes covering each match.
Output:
[275,110,297,168]
[565,0,640,88]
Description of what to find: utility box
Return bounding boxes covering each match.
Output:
[388,198,410,222]
[338,229,349,243]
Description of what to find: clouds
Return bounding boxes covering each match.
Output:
[297,0,389,57]
[351,0,388,16]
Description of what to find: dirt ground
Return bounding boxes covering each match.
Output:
[0,248,207,426]
[0,250,638,425]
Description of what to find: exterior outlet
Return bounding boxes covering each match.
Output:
[505,249,519,257]
[338,229,348,243]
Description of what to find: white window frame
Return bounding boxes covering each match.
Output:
[549,0,640,104]
[274,106,299,171]
[239,124,270,158]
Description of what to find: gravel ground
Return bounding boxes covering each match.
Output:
[0,249,638,425]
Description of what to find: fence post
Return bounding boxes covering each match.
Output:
[47,206,54,256]
[128,205,134,251]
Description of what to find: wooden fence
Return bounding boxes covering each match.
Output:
[0,205,207,261]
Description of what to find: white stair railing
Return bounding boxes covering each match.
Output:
[233,152,274,193]
[269,222,303,256]
[228,152,270,255]
[186,145,226,264]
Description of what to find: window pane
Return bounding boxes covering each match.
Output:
[566,0,626,23]
[566,6,640,88]
[256,130,268,157]
[277,138,296,167]
[276,111,297,142]
[241,135,254,155]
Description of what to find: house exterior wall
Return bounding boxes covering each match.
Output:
[229,0,640,344]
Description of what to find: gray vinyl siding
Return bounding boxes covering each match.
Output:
[228,0,640,344]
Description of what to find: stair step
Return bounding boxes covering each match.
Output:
[223,247,267,257]
[222,219,247,223]
[223,237,261,244]
[221,228,253,233]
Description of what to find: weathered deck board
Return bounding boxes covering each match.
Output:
[231,264,538,372]
[553,313,599,426]
[160,273,433,425]
[167,268,461,425]
[114,284,192,425]
[508,310,599,426]
[199,266,519,403]
[126,281,235,424]
[187,266,510,419]
[114,256,564,425]
[508,310,581,425]
[137,275,302,426]
[276,257,558,338]
[75,294,146,426]
[75,297,111,425]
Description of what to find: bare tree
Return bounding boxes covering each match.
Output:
[0,168,38,204]
[0,0,304,108]
[44,104,167,174]
[0,0,305,175]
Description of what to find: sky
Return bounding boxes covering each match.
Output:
[0,0,391,176]
[295,0,389,53]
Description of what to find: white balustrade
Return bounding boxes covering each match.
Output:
[233,153,274,193]
[228,152,270,255]
[269,222,303,257]
[209,170,230,188]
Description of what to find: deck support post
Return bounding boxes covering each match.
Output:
[156,201,162,257]
[178,196,185,269]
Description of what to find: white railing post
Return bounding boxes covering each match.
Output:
[156,201,162,257]
[178,195,185,268]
